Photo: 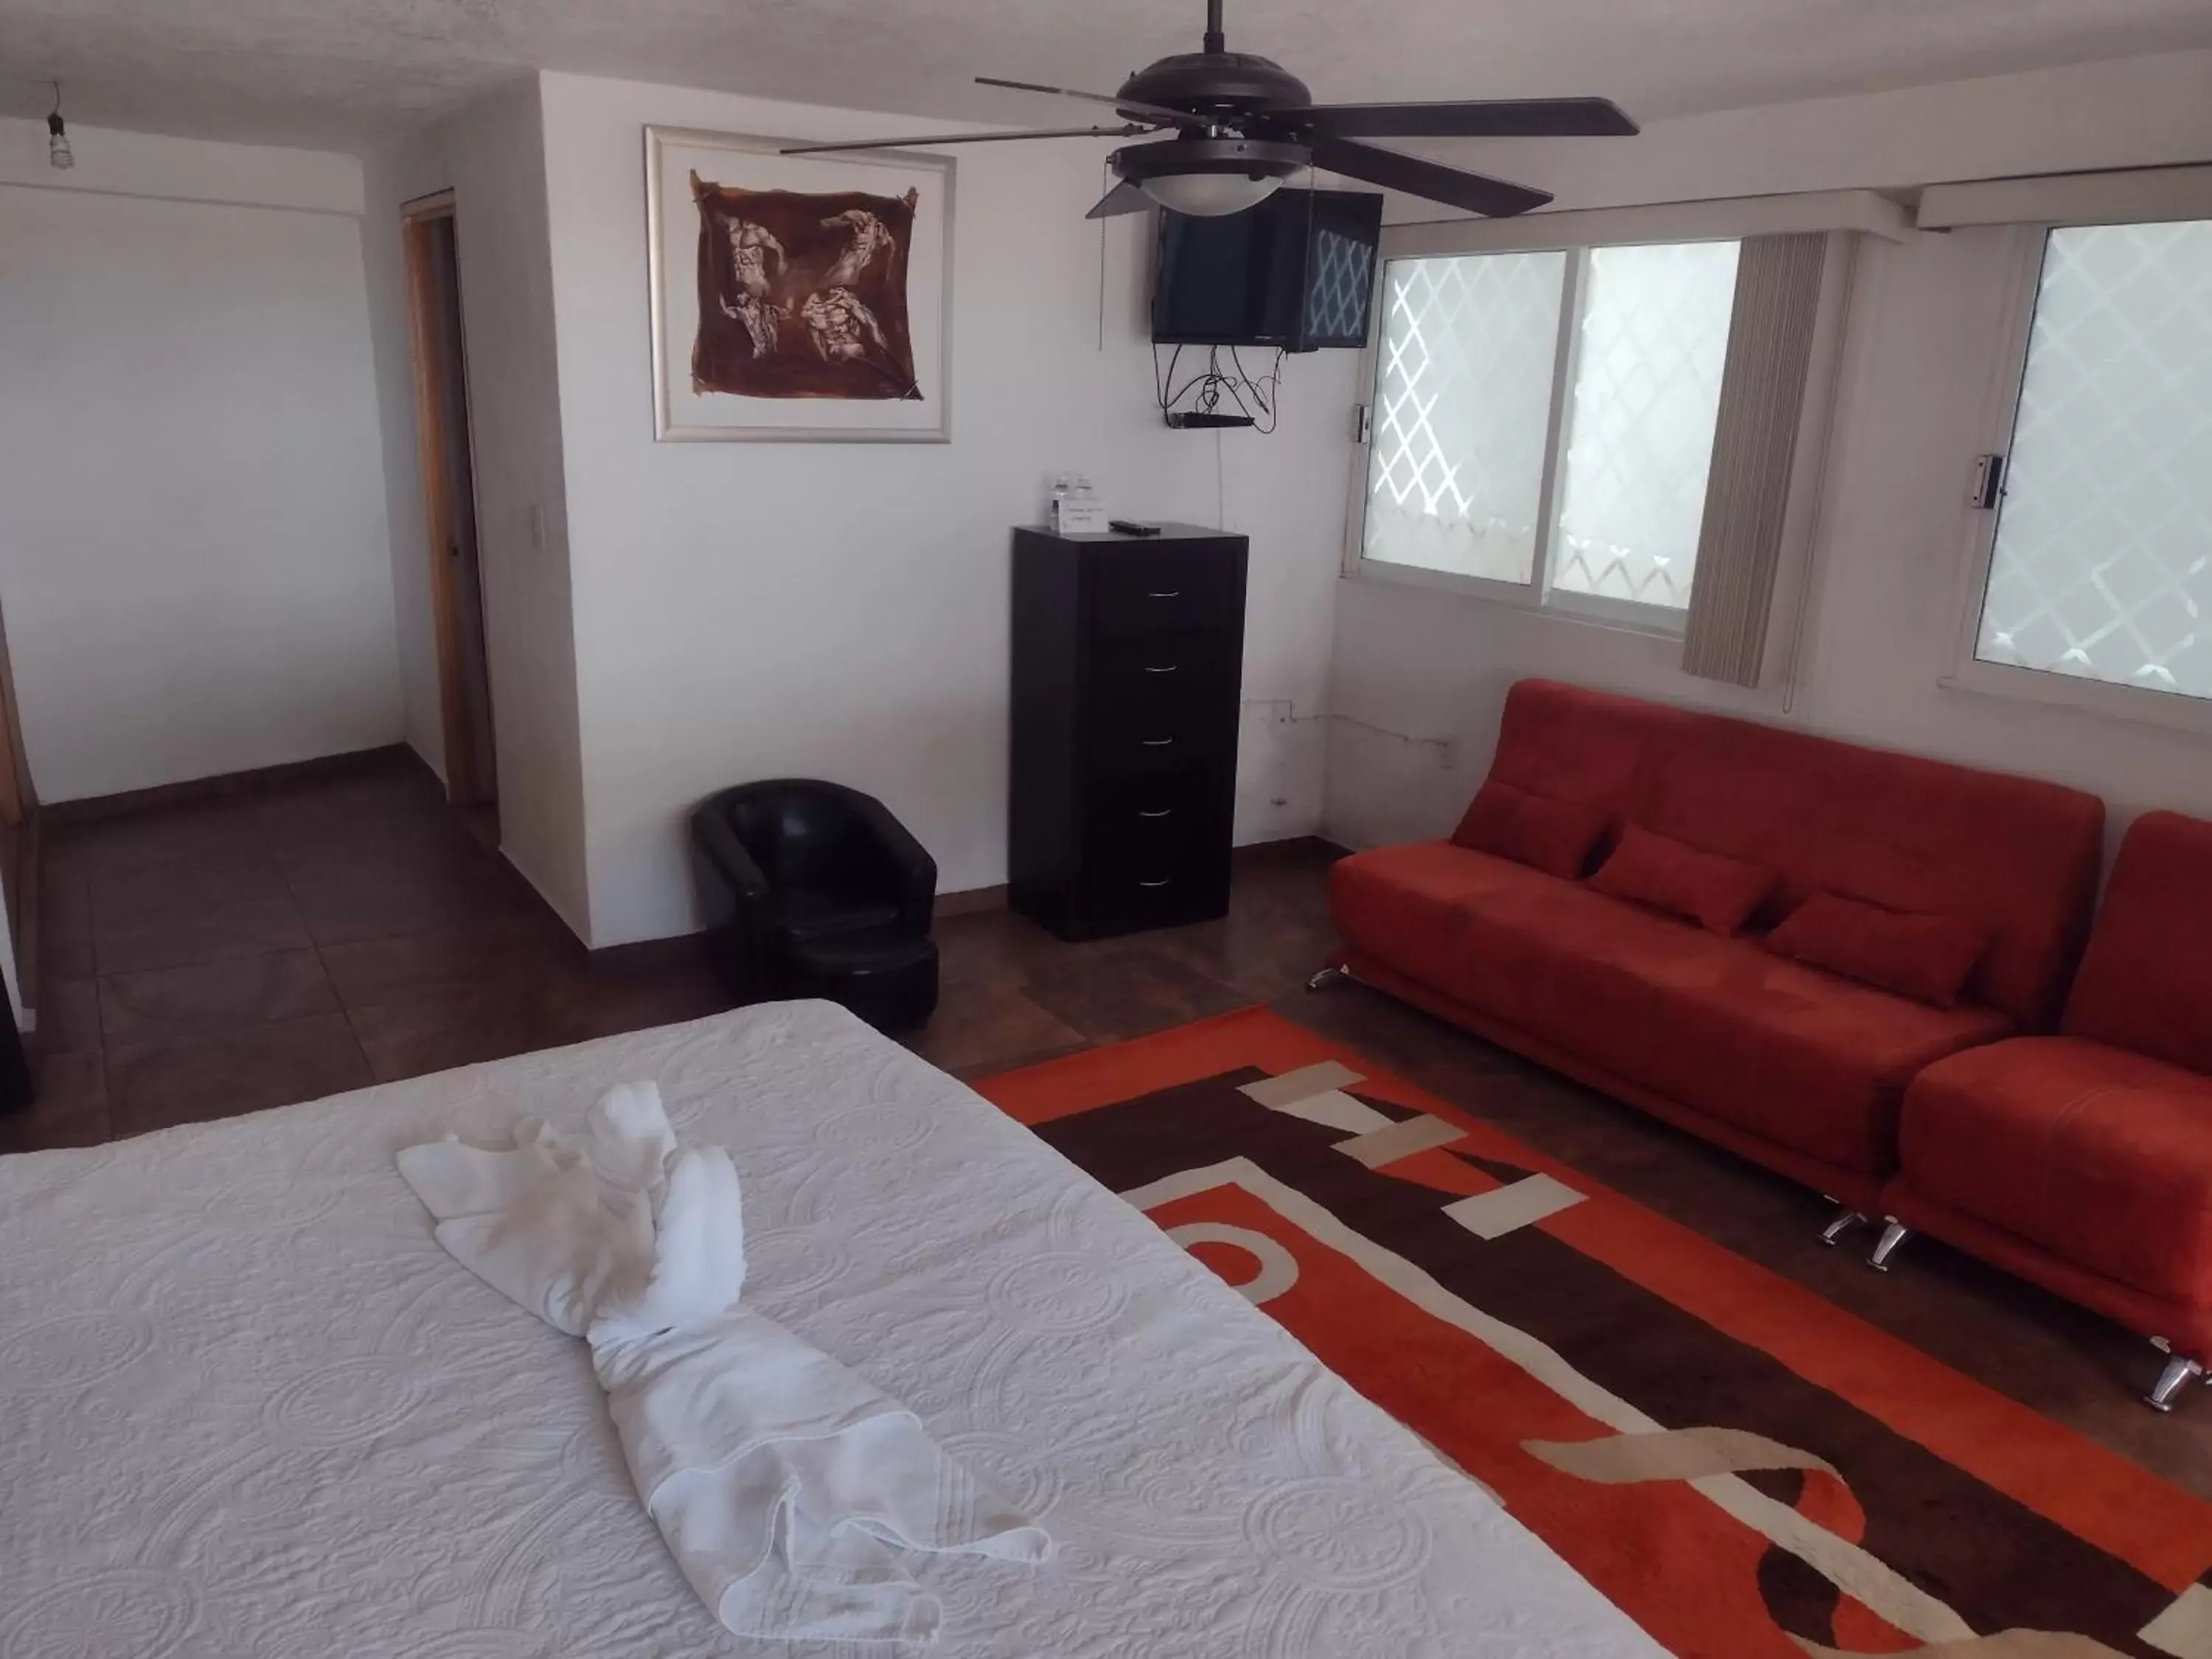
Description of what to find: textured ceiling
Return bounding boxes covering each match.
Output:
[6,0,2212,155]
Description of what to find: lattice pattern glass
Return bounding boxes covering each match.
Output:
[1551,240,1739,610]
[1362,251,1566,582]
[1306,229,1377,344]
[1977,219,2212,700]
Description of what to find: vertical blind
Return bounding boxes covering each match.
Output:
[1679,232,1832,687]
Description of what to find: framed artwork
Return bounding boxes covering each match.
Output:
[646,126,954,443]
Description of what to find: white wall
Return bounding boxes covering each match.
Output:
[0,119,403,801]
[0,115,363,211]
[359,80,593,934]
[1327,49,2212,852]
[535,72,1355,947]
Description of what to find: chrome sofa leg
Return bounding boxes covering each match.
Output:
[1306,965,1353,993]
[2147,1343,2205,1413]
[1867,1218,1912,1272]
[1818,1206,1868,1248]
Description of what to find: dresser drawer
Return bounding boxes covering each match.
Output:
[1085,773,1218,865]
[1086,698,1233,776]
[1082,860,1222,930]
[1090,547,1245,636]
[1089,633,1238,720]
[1082,785,1228,928]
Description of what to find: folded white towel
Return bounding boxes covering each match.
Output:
[397,1082,1047,1645]
[597,1308,1048,1642]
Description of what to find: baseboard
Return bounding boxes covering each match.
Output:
[934,837,1342,922]
[585,835,1347,967]
[934,884,1006,919]
[43,744,416,826]
[586,933,707,975]
[1236,833,1352,863]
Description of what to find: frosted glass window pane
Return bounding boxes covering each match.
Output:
[1551,240,1739,610]
[1362,251,1566,582]
[1977,219,2212,701]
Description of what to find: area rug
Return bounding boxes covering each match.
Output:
[973,1007,2212,1659]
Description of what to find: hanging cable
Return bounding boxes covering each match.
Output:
[46,80,74,170]
[1153,342,1287,434]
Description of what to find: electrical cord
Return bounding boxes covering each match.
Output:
[1154,342,1287,435]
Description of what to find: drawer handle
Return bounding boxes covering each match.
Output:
[1142,664,1178,675]
[1138,878,1172,888]
[1140,737,1175,747]
[1138,808,1174,819]
[1146,590,1181,599]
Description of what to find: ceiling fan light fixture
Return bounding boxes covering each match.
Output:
[1111,135,1307,218]
[1138,171,1284,216]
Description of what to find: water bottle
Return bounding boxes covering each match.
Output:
[1048,475,1074,535]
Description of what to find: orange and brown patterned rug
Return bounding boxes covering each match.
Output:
[975,1007,2212,1659]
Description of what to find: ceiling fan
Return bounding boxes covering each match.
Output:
[783,0,1636,220]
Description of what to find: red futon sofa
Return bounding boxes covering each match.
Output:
[1882,810,2212,1409]
[1325,679,2105,1217]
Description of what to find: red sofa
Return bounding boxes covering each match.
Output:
[1326,679,2106,1214]
[1881,810,2212,1408]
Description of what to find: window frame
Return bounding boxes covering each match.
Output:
[1937,219,2212,740]
[1343,233,1743,639]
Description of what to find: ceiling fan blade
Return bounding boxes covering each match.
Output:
[1084,180,1151,220]
[1276,97,1638,139]
[782,124,1146,156]
[1308,135,1552,218]
[976,74,1212,133]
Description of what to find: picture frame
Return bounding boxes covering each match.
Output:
[645,125,956,443]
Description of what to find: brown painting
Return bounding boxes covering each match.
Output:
[689,171,923,402]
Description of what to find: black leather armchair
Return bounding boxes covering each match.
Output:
[690,780,939,1032]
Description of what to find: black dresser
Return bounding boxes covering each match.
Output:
[1009,524,1248,942]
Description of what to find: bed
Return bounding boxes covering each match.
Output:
[0,1000,1664,1658]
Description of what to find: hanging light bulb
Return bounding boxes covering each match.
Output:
[47,81,74,170]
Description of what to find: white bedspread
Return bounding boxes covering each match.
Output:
[0,1000,1666,1658]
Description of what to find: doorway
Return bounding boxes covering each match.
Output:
[401,191,497,812]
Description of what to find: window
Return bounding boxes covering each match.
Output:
[1359,238,1741,625]
[1971,218,2212,705]
[1366,251,1565,585]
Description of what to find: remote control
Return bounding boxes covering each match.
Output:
[1109,519,1163,537]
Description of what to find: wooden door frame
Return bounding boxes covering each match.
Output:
[400,189,493,805]
[0,597,32,834]
[0,594,35,1021]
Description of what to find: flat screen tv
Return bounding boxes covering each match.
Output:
[1151,187,1384,352]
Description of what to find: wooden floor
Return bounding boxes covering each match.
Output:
[10,748,2211,1492]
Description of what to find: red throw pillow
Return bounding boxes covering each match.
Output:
[1450,781,1610,880]
[1767,892,1988,1008]
[1587,825,1775,936]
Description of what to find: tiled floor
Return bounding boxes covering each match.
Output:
[17,753,728,1149]
[10,756,2211,1489]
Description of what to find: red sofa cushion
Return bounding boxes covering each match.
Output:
[1331,841,2009,1178]
[1766,893,1987,1009]
[1588,826,1774,936]
[1329,841,1568,1028]
[1624,699,2102,1026]
[1485,682,2102,1028]
[1450,780,1610,880]
[2064,811,2212,1077]
[1484,678,1693,827]
[1902,1037,2212,1307]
